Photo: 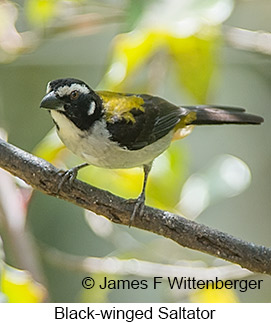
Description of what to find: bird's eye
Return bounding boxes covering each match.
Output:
[70,91,79,100]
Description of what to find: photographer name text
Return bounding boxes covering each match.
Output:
[81,276,263,293]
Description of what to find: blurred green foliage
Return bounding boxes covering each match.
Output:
[25,0,57,26]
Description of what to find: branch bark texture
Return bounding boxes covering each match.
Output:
[0,138,270,275]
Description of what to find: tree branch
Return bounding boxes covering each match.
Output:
[0,138,270,275]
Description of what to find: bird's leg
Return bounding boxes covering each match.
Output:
[57,162,89,193]
[129,163,152,226]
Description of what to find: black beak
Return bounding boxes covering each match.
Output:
[40,92,63,110]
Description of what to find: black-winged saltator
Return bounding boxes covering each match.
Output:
[40,78,264,223]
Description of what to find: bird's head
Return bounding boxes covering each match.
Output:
[40,78,103,130]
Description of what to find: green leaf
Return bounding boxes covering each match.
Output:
[168,31,221,102]
[25,0,58,26]
[1,264,46,303]
[100,0,233,98]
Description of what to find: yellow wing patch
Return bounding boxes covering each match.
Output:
[97,91,145,123]
[173,111,197,141]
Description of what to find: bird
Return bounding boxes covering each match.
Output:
[40,78,264,224]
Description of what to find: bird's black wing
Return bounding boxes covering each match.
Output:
[106,94,184,150]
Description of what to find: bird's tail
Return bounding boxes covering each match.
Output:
[183,105,264,125]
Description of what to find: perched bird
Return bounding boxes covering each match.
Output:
[40,78,264,224]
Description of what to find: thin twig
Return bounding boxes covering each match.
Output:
[41,243,252,280]
[224,26,271,56]
[0,138,270,275]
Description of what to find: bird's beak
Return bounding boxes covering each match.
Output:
[40,92,63,110]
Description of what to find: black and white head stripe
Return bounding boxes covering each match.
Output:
[46,78,91,96]
[56,84,90,97]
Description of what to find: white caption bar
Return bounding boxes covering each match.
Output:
[0,303,268,323]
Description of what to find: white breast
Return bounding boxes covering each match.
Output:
[51,111,173,169]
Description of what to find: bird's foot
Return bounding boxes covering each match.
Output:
[56,166,79,193]
[56,162,89,194]
[127,193,145,227]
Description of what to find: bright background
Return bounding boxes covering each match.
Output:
[0,0,270,303]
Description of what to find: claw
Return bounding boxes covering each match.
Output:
[57,168,78,193]
[128,163,152,227]
[129,193,145,226]
[56,162,89,193]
